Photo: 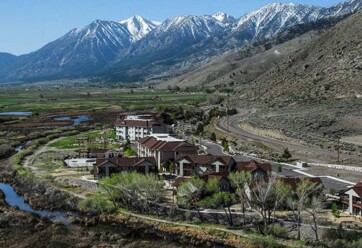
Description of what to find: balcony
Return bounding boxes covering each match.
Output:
[342,200,362,209]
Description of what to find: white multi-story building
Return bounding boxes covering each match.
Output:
[116,114,168,141]
[343,183,362,217]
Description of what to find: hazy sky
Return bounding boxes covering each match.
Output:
[0,0,343,55]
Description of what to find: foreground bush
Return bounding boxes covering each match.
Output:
[79,192,116,213]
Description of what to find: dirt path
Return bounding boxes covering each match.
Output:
[22,137,76,169]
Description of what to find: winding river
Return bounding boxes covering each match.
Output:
[0,182,72,225]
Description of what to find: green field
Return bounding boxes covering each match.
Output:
[0,86,207,112]
[49,129,121,150]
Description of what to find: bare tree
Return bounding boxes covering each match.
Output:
[230,171,252,224]
[287,179,322,240]
[249,174,276,233]
[305,187,325,242]
[177,177,205,221]
[270,180,291,223]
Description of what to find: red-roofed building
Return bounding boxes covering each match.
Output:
[137,134,198,170]
[236,160,272,180]
[116,114,168,141]
[93,157,157,179]
[89,149,121,159]
[174,154,235,176]
[343,182,362,217]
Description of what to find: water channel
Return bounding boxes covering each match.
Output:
[0,182,72,225]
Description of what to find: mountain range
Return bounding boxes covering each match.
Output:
[0,0,361,83]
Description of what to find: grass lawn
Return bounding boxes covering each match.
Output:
[49,129,122,150]
[49,130,105,149]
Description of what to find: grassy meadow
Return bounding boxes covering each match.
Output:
[0,86,207,113]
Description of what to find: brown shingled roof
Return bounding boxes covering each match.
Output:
[95,157,156,168]
[115,119,161,128]
[199,172,230,182]
[138,136,198,152]
[175,154,234,165]
[236,160,272,173]
[350,182,362,198]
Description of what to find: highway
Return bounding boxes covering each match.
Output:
[201,135,354,192]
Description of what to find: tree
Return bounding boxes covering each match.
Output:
[230,171,252,224]
[210,132,217,142]
[205,178,219,195]
[270,180,291,223]
[98,172,165,213]
[177,177,205,221]
[305,190,325,242]
[282,148,292,160]
[332,202,340,218]
[249,175,277,233]
[79,192,116,213]
[198,192,235,226]
[0,144,14,159]
[195,123,204,135]
[221,138,229,152]
[287,179,322,240]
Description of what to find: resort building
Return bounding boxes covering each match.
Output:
[93,157,157,179]
[236,160,272,180]
[89,149,121,159]
[343,182,362,217]
[174,154,236,176]
[137,134,198,170]
[115,113,168,141]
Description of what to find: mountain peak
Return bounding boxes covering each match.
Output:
[211,12,235,23]
[119,15,161,42]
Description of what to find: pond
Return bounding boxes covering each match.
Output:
[54,115,93,126]
[0,112,32,116]
[15,146,23,152]
[0,183,72,225]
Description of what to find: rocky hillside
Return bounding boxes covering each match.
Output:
[232,11,362,149]
[162,15,345,89]
[236,11,362,106]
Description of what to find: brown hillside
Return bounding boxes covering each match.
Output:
[237,11,362,106]
[232,11,362,151]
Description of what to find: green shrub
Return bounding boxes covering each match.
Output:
[251,235,285,248]
[266,224,288,239]
[332,202,340,218]
[79,193,116,213]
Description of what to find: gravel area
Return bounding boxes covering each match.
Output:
[305,166,362,184]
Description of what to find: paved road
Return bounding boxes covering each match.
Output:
[202,137,354,191]
[216,111,361,164]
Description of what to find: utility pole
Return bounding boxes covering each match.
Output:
[337,138,340,163]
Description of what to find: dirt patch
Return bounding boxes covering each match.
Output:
[341,135,362,146]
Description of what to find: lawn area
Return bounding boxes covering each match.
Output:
[49,130,120,149]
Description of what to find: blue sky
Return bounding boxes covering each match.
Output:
[0,0,343,55]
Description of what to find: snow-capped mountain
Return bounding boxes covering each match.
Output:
[1,17,160,80]
[119,15,161,42]
[320,0,362,17]
[123,14,232,58]
[1,0,362,83]
[212,12,236,24]
[234,3,322,40]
